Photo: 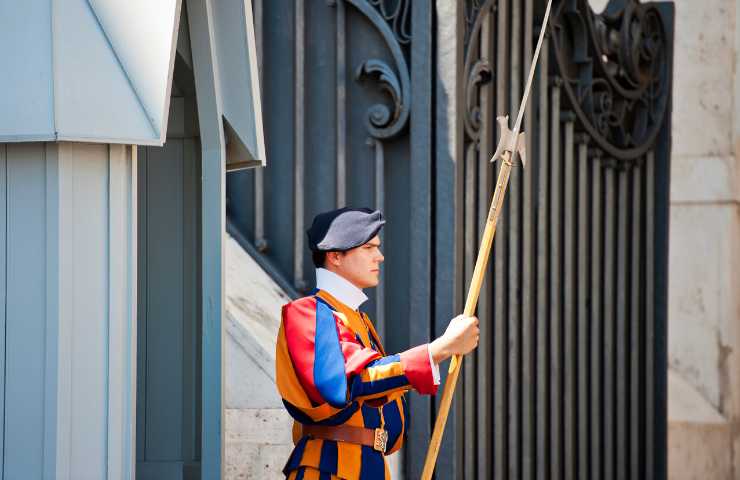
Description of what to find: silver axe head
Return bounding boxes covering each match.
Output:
[490,115,527,167]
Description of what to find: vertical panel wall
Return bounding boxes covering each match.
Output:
[0,141,137,479]
[136,95,202,480]
[4,143,49,479]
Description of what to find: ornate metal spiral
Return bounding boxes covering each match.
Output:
[368,0,411,45]
[347,0,411,140]
[462,0,496,143]
[551,0,670,160]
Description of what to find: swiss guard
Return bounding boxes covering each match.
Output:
[275,207,480,479]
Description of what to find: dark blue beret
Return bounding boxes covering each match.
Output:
[306,207,385,252]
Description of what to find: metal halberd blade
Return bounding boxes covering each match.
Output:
[490,0,553,169]
[491,115,527,167]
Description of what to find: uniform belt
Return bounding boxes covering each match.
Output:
[301,425,389,453]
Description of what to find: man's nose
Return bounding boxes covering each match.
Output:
[377,251,385,263]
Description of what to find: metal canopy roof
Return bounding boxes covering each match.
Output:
[0,0,266,164]
[0,0,179,145]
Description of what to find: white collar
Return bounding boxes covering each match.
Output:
[315,268,368,311]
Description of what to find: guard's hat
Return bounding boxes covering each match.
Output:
[306,207,385,252]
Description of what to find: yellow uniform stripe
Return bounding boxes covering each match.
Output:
[335,407,365,479]
[301,468,322,480]
[360,361,404,383]
[301,438,323,466]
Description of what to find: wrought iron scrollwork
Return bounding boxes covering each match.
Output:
[463,0,496,144]
[551,0,670,160]
[464,0,489,52]
[344,0,411,140]
[464,59,493,141]
[367,0,411,46]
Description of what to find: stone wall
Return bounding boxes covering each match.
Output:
[667,0,740,478]
[224,233,294,479]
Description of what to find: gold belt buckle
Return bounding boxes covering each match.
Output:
[373,428,388,452]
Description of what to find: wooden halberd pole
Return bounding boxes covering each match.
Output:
[420,1,553,476]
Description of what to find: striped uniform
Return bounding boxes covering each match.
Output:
[276,289,438,479]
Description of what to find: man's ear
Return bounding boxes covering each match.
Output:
[327,251,341,267]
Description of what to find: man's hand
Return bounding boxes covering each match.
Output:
[428,315,480,364]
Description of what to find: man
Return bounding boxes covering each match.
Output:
[275,207,479,479]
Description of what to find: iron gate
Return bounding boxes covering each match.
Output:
[226,0,673,478]
[455,0,672,479]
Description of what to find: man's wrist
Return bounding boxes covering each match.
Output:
[429,336,451,364]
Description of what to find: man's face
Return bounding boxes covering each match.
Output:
[328,235,385,289]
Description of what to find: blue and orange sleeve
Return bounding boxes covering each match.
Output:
[281,297,438,410]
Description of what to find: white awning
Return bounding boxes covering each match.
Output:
[0,0,180,146]
[0,0,266,167]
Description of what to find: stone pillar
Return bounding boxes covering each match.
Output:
[0,142,137,479]
[668,0,740,478]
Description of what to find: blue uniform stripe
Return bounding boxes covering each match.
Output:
[369,354,400,367]
[283,400,316,425]
[294,467,305,480]
[283,436,309,474]
[321,401,360,426]
[318,439,338,473]
[350,374,408,398]
[359,406,385,480]
[313,300,349,407]
[382,400,403,452]
[283,399,360,427]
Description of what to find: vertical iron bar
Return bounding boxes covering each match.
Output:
[522,1,536,478]
[464,142,477,479]
[336,0,347,207]
[535,33,550,480]
[508,0,522,477]
[477,8,495,480]
[645,151,655,478]
[293,0,305,289]
[616,167,629,480]
[409,3,433,477]
[562,115,576,480]
[494,0,510,477]
[549,78,562,480]
[630,161,642,480]
[451,4,467,478]
[590,154,603,480]
[373,139,385,338]
[577,137,590,480]
[603,163,616,480]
